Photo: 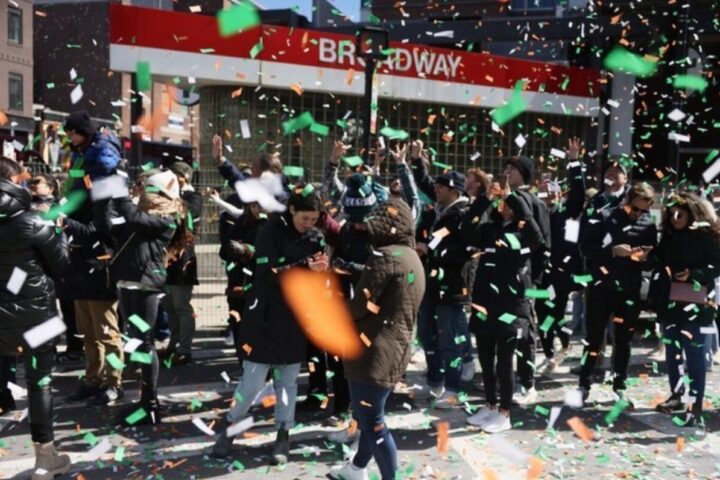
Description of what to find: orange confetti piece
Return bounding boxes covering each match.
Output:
[279,269,363,359]
[366,301,380,314]
[483,470,499,480]
[261,394,276,408]
[345,68,355,85]
[612,316,624,324]
[231,87,243,98]
[360,332,372,348]
[307,361,315,373]
[241,343,252,355]
[436,421,449,453]
[301,31,309,48]
[96,254,112,261]
[387,206,399,216]
[567,416,593,442]
[527,456,544,480]
[676,437,685,452]
[427,114,437,125]
[0,110,8,126]
[290,83,304,96]
[348,420,358,435]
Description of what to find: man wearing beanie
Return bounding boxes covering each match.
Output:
[158,162,203,366]
[587,160,630,215]
[410,140,472,409]
[63,110,121,183]
[503,155,552,405]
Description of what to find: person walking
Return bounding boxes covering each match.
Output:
[212,188,328,465]
[0,158,71,479]
[93,170,192,426]
[329,198,425,480]
[651,192,720,426]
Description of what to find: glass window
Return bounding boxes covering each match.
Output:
[9,73,23,111]
[511,0,557,10]
[8,6,22,44]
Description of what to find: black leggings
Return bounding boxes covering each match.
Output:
[118,288,161,403]
[535,287,573,358]
[0,346,55,443]
[476,334,518,411]
[306,342,350,413]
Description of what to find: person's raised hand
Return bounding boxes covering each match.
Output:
[331,140,350,165]
[410,139,423,159]
[567,137,582,161]
[212,134,223,165]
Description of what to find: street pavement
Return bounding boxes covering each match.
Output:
[1,330,719,480]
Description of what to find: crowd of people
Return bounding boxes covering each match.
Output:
[1,110,719,480]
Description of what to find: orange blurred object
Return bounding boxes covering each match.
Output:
[279,269,363,360]
[527,456,544,479]
[567,416,594,442]
[436,421,449,454]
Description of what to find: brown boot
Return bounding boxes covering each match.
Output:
[31,442,71,480]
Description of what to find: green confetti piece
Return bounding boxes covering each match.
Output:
[301,184,315,196]
[605,399,630,424]
[379,126,409,140]
[573,274,593,285]
[672,415,687,427]
[232,460,245,471]
[37,375,51,386]
[498,313,517,324]
[216,1,260,37]
[407,272,416,284]
[534,405,550,416]
[42,190,87,221]
[603,46,657,78]
[342,155,364,167]
[432,161,452,170]
[704,149,719,164]
[504,232,521,250]
[672,74,708,92]
[68,168,85,178]
[597,453,610,464]
[283,165,305,177]
[124,407,147,425]
[141,161,155,171]
[114,446,125,462]
[309,122,329,136]
[490,79,527,126]
[250,38,263,59]
[187,211,194,232]
[539,315,555,333]
[128,314,150,333]
[46,82,55,89]
[84,432,98,447]
[282,111,314,135]
[106,353,125,370]
[135,61,151,91]
[525,288,551,299]
[256,256,269,264]
[130,351,153,364]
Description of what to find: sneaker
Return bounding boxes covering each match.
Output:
[66,384,100,403]
[211,429,235,458]
[466,405,497,427]
[412,384,445,401]
[434,390,459,410]
[87,387,124,407]
[328,421,360,443]
[554,346,571,365]
[223,330,235,347]
[55,351,84,365]
[328,460,369,480]
[513,387,538,406]
[544,359,558,373]
[481,411,512,433]
[323,415,347,428]
[460,360,476,382]
[655,394,684,413]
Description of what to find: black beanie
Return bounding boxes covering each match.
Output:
[435,171,467,196]
[64,110,95,138]
[343,173,378,222]
[505,155,534,185]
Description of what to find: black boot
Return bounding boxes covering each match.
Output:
[116,400,161,427]
[655,393,684,413]
[211,423,235,458]
[270,428,290,465]
[0,388,15,413]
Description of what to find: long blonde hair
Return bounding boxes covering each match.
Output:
[137,192,194,261]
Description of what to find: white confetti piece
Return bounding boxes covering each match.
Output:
[514,134,526,148]
[23,316,66,349]
[6,267,27,295]
[6,381,25,396]
[234,174,286,213]
[564,219,580,243]
[470,151,481,161]
[220,371,231,384]
[123,338,143,353]
[69,68,77,80]
[226,416,254,437]
[189,4,201,12]
[668,132,690,143]
[547,406,562,430]
[433,30,454,38]
[86,438,113,462]
[563,389,584,408]
[90,175,130,201]
[240,119,251,139]
[487,435,528,464]
[550,148,566,159]
[668,109,686,122]
[702,157,720,184]
[192,417,215,436]
[70,84,83,104]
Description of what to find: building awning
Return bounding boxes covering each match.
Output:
[109,4,601,117]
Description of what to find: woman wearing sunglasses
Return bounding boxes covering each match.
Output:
[650,192,720,426]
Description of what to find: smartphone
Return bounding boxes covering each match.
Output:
[498,174,508,189]
[541,172,552,184]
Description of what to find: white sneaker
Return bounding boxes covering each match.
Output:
[434,390,459,410]
[513,387,538,405]
[413,384,445,400]
[466,405,497,426]
[481,411,512,433]
[460,360,476,382]
[544,359,558,373]
[328,423,361,444]
[329,460,369,480]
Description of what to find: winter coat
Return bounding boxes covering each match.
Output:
[238,212,325,364]
[166,188,202,286]
[219,211,266,298]
[514,188,551,285]
[0,180,69,355]
[344,199,426,388]
[461,194,544,337]
[581,206,657,293]
[64,130,122,195]
[93,196,176,291]
[332,222,373,295]
[650,229,720,326]
[585,185,630,217]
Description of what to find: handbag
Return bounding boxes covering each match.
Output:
[669,281,707,304]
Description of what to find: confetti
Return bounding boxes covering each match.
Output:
[23,316,66,349]
[672,74,708,92]
[490,80,527,126]
[226,416,255,437]
[603,46,657,77]
[436,421,449,453]
[216,1,260,37]
[5,266,27,295]
[135,61,151,91]
[128,314,151,333]
[566,416,593,442]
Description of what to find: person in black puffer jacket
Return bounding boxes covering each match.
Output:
[461,183,544,433]
[93,170,192,426]
[650,192,720,426]
[0,158,71,479]
[212,187,327,466]
[578,182,657,404]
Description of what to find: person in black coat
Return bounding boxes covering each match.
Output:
[93,170,192,426]
[0,158,71,479]
[160,161,203,366]
[578,182,657,404]
[460,182,544,433]
[650,192,720,426]
[502,154,551,403]
[212,187,327,465]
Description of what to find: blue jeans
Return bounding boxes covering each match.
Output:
[226,360,300,430]
[662,320,706,413]
[348,380,397,480]
[416,299,465,392]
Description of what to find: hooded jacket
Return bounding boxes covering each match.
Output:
[166,186,203,286]
[0,179,69,355]
[344,199,426,388]
[238,212,325,365]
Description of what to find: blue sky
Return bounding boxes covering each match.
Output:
[257,0,361,21]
